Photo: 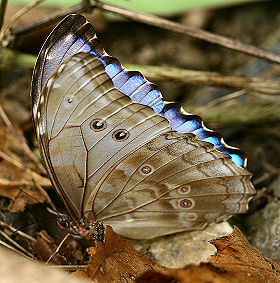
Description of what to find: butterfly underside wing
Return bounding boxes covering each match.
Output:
[32,15,255,239]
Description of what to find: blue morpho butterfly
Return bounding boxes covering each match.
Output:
[31,14,255,240]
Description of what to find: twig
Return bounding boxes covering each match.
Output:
[35,182,57,211]
[195,102,280,125]
[94,1,280,65]
[11,1,93,36]
[51,264,87,271]
[0,0,45,44]
[125,64,280,95]
[0,0,8,31]
[253,172,271,186]
[9,1,280,65]
[0,229,35,258]
[196,90,246,113]
[46,233,70,264]
[0,239,33,259]
[0,220,36,259]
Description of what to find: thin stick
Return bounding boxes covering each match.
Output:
[0,220,36,242]
[0,220,36,259]
[196,89,246,113]
[125,64,280,95]
[94,1,280,65]
[0,104,46,174]
[0,239,33,259]
[0,0,8,30]
[11,2,93,36]
[0,0,45,42]
[50,264,87,271]
[0,148,54,211]
[35,182,57,211]
[0,229,35,258]
[10,1,280,65]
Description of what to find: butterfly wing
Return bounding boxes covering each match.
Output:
[36,52,171,220]
[37,51,254,239]
[31,14,246,167]
[84,131,253,239]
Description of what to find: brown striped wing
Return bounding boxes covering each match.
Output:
[85,131,253,239]
[37,52,255,239]
[36,52,170,220]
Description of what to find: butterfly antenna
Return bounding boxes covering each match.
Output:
[0,201,59,237]
[46,207,68,219]
[11,215,61,236]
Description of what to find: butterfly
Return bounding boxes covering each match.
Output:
[31,14,255,240]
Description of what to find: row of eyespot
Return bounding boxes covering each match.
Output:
[90,118,129,141]
[90,119,194,209]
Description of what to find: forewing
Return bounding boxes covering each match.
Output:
[36,52,171,219]
[31,14,246,167]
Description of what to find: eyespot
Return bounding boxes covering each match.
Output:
[179,198,194,209]
[112,129,129,141]
[57,218,69,229]
[178,186,191,194]
[90,119,107,132]
[140,165,153,175]
[63,94,76,107]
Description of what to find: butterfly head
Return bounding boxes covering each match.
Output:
[57,216,104,242]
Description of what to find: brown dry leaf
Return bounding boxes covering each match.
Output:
[0,126,50,211]
[33,230,67,265]
[0,158,48,211]
[0,125,35,171]
[136,265,234,283]
[74,226,170,282]
[136,226,280,283]
[209,226,280,282]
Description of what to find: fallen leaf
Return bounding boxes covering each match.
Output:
[136,226,280,283]
[209,226,280,282]
[135,270,175,283]
[0,126,50,212]
[0,125,35,171]
[0,157,49,212]
[33,230,67,265]
[74,226,170,282]
[136,265,233,283]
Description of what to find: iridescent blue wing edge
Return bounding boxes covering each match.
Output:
[31,14,246,168]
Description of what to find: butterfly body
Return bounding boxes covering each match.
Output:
[32,14,255,239]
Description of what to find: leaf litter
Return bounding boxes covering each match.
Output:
[75,226,280,283]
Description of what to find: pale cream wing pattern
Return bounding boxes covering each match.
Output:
[37,52,255,239]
